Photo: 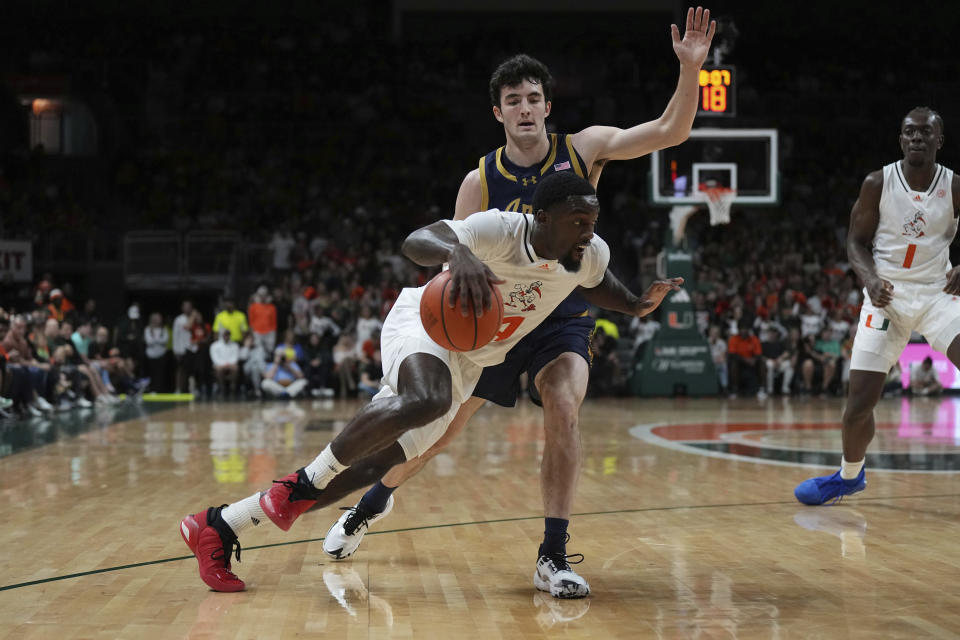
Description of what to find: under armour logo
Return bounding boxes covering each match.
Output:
[522,176,537,187]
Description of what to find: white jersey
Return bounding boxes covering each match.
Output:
[436,209,610,368]
[874,161,956,285]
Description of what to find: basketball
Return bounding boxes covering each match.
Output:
[419,270,504,351]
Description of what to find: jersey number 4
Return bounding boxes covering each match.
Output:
[494,316,524,342]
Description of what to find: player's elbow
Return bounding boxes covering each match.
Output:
[400,234,415,259]
[400,231,426,263]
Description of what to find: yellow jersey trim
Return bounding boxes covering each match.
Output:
[478,157,489,211]
[564,134,585,178]
[495,148,518,183]
[539,133,559,176]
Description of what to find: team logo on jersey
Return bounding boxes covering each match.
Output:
[505,280,543,312]
[902,210,927,238]
[865,314,889,331]
[937,189,947,198]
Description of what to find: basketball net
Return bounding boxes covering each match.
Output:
[694,185,736,226]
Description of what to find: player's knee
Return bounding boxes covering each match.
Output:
[540,392,581,430]
[400,392,450,426]
[842,400,873,426]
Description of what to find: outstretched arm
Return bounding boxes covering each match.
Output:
[571,6,716,164]
[847,170,892,307]
[579,269,684,317]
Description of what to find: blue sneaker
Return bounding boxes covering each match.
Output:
[794,469,866,505]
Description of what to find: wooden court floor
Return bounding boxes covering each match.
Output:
[3,394,960,639]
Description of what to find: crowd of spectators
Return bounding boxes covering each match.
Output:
[0,242,405,418]
[0,282,147,420]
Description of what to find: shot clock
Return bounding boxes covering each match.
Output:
[697,66,735,117]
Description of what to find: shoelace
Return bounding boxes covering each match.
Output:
[209,505,242,567]
[542,533,584,571]
[274,470,323,502]
[340,505,375,536]
[543,552,584,572]
[211,537,243,567]
[822,473,860,506]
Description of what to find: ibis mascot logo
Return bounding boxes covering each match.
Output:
[505,281,543,313]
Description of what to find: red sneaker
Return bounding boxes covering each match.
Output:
[180,505,245,592]
[259,468,324,531]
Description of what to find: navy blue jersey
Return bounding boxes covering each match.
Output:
[477,133,591,317]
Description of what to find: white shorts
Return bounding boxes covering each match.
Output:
[850,282,960,373]
[377,287,482,459]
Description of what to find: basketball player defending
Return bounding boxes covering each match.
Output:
[180,173,683,592]
[795,107,960,505]
[320,7,715,598]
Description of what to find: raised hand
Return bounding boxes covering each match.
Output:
[671,6,716,68]
[635,277,685,317]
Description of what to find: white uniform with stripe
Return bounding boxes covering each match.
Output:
[376,210,610,459]
[851,161,960,372]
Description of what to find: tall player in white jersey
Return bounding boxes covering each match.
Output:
[179,172,683,592]
[795,107,960,505]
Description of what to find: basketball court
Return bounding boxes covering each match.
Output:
[3,394,960,638]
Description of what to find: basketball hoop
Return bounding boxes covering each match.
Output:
[695,185,736,226]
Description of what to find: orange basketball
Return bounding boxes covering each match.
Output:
[419,270,504,352]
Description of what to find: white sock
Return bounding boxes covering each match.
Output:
[220,493,268,535]
[840,457,864,480]
[303,445,349,490]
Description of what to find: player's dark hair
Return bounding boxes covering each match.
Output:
[906,106,944,135]
[489,54,553,107]
[532,172,596,214]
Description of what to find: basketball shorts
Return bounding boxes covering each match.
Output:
[850,281,960,373]
[375,287,482,460]
[472,314,595,407]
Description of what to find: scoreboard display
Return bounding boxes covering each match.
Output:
[697,66,736,117]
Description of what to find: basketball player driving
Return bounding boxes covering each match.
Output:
[180,172,682,593]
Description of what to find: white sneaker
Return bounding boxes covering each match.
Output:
[757,389,768,400]
[534,552,591,599]
[35,396,54,412]
[76,397,93,408]
[322,495,394,560]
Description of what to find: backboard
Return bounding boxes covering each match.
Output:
[650,128,779,206]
